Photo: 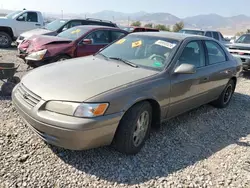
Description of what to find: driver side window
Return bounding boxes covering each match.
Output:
[178,41,205,68]
[17,12,38,22]
[85,30,110,44]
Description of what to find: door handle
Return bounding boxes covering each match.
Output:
[35,24,41,26]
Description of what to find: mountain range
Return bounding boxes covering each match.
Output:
[1,9,250,35]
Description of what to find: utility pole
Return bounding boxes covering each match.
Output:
[128,16,130,26]
[112,16,115,22]
[61,10,63,19]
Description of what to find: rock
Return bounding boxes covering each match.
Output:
[19,154,29,163]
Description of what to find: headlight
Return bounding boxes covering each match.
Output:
[45,101,109,118]
[25,49,47,61]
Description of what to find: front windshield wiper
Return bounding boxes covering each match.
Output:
[108,57,138,68]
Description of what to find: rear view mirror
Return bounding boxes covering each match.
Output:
[174,63,196,74]
[81,39,92,45]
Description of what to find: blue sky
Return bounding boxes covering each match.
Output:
[1,0,250,18]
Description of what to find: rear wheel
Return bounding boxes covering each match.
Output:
[0,32,12,48]
[211,79,235,108]
[113,101,152,155]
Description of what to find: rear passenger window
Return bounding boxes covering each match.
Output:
[205,41,226,65]
[205,32,212,37]
[179,41,205,68]
[212,32,219,40]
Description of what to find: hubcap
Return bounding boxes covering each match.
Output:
[224,85,233,104]
[0,35,9,46]
[133,111,149,147]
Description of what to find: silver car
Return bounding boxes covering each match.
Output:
[12,32,242,155]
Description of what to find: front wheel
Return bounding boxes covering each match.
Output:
[113,101,152,155]
[211,79,235,108]
[0,32,12,48]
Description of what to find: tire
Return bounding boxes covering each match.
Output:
[54,55,70,62]
[0,32,12,48]
[7,76,20,84]
[211,79,235,108]
[113,101,152,155]
[1,82,16,96]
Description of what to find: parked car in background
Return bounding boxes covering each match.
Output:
[226,33,250,71]
[16,18,118,46]
[13,32,241,154]
[0,9,44,47]
[120,26,159,33]
[179,28,229,45]
[17,25,128,68]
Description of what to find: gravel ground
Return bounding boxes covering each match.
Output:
[1,48,250,188]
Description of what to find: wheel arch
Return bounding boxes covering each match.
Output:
[0,27,14,40]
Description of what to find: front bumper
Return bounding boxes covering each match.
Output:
[12,84,122,150]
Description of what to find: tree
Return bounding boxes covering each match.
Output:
[144,23,153,28]
[172,21,184,32]
[131,21,141,27]
[235,31,245,36]
[154,24,170,31]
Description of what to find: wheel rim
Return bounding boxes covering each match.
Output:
[223,84,233,104]
[0,35,9,46]
[133,111,149,147]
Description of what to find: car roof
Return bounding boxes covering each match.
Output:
[69,25,123,30]
[130,31,209,41]
[181,28,220,32]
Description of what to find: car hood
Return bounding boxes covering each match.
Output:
[20,28,54,39]
[19,35,72,52]
[226,43,250,49]
[21,56,158,101]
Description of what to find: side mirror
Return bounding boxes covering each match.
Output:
[174,63,196,74]
[17,16,25,21]
[80,39,92,45]
[62,27,67,31]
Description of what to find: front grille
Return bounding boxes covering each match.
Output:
[16,84,41,107]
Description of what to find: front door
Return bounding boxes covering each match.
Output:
[76,30,110,57]
[167,40,210,119]
[15,12,41,36]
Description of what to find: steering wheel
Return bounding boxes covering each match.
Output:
[149,54,166,63]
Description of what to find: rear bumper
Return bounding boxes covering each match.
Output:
[231,54,250,70]
[12,85,122,150]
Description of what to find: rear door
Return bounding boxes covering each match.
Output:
[76,29,110,57]
[15,12,40,36]
[203,40,232,100]
[168,40,210,118]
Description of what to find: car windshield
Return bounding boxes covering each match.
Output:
[5,10,22,19]
[235,34,250,44]
[99,34,179,70]
[45,19,67,31]
[179,29,205,36]
[57,27,89,40]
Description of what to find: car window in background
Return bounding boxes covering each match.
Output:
[212,32,219,40]
[205,41,226,64]
[179,30,205,36]
[45,19,67,31]
[68,21,82,28]
[57,27,89,40]
[6,10,22,19]
[179,41,205,68]
[85,30,110,44]
[205,32,212,37]
[100,35,179,70]
[236,34,250,44]
[26,12,38,22]
[111,31,126,41]
[219,32,225,41]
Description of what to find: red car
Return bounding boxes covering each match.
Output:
[17,25,128,68]
[121,26,159,33]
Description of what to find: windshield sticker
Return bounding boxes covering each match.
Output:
[116,38,126,44]
[155,40,176,49]
[71,29,81,34]
[153,61,163,67]
[132,40,142,48]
